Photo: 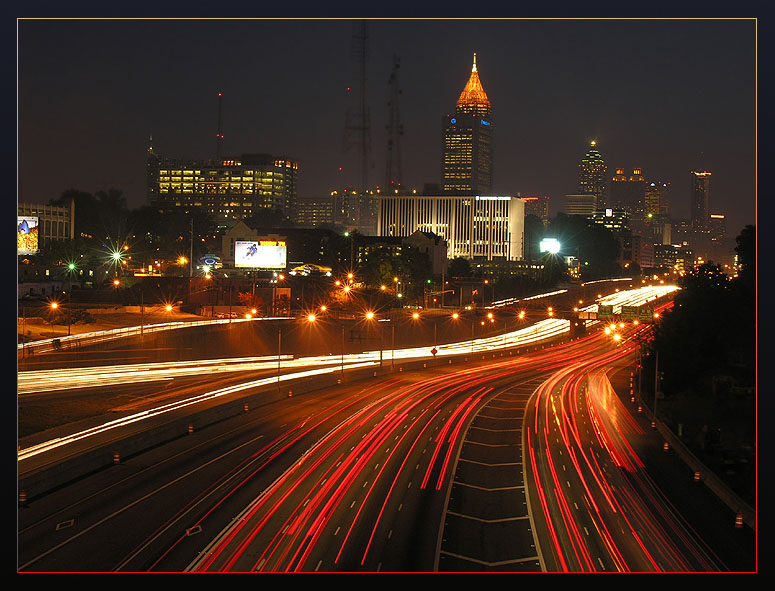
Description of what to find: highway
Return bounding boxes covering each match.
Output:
[17,336,591,572]
[524,326,724,571]
[19,285,748,572]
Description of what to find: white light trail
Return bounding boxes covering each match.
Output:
[18,286,677,461]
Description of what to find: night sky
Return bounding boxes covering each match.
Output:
[17,17,757,238]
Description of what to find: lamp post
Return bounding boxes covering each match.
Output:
[365,311,382,367]
[49,301,59,338]
[391,321,395,370]
[277,325,282,393]
[653,349,661,428]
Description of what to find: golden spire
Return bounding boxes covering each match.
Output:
[456,53,491,115]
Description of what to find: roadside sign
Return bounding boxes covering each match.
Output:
[430,347,437,357]
[621,306,638,320]
[638,307,654,321]
[598,305,614,318]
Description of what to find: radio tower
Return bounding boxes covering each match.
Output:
[343,20,374,232]
[385,54,404,193]
[216,92,224,161]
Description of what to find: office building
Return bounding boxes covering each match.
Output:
[147,142,299,224]
[377,194,524,261]
[564,194,597,217]
[609,167,646,216]
[17,201,75,253]
[644,180,671,217]
[520,195,550,225]
[690,170,712,229]
[296,197,334,228]
[578,141,607,209]
[442,54,493,195]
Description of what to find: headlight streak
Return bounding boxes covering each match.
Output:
[18,317,291,353]
[24,286,692,572]
[18,362,377,462]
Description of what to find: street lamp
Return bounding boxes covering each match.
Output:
[364,311,382,366]
[277,325,282,392]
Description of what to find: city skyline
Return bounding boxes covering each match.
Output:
[17,17,757,238]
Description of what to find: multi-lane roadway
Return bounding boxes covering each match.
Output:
[18,285,751,572]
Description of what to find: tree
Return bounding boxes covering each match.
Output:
[448,257,472,278]
[735,224,755,291]
[545,213,621,281]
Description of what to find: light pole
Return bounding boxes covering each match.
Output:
[653,349,661,428]
[391,321,395,370]
[277,325,282,393]
[341,322,345,378]
[365,311,382,367]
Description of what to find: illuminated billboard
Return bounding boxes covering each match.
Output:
[539,238,561,254]
[235,239,287,269]
[17,216,39,255]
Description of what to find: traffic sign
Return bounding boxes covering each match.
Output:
[598,305,614,318]
[638,307,655,321]
[621,306,638,320]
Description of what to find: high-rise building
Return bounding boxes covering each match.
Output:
[520,195,550,225]
[442,54,493,195]
[296,197,334,228]
[578,141,607,209]
[690,170,712,228]
[564,194,597,217]
[147,143,299,224]
[609,167,646,216]
[644,180,671,217]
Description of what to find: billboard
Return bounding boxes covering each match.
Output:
[539,238,561,254]
[17,216,39,255]
[235,239,287,269]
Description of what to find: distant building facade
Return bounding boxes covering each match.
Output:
[609,167,646,216]
[17,200,76,250]
[296,197,334,228]
[520,195,550,225]
[690,170,712,229]
[147,141,299,224]
[564,194,597,217]
[377,194,524,261]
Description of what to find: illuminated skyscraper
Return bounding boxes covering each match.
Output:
[644,180,671,217]
[577,141,607,208]
[609,167,645,215]
[442,53,492,195]
[690,170,711,228]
